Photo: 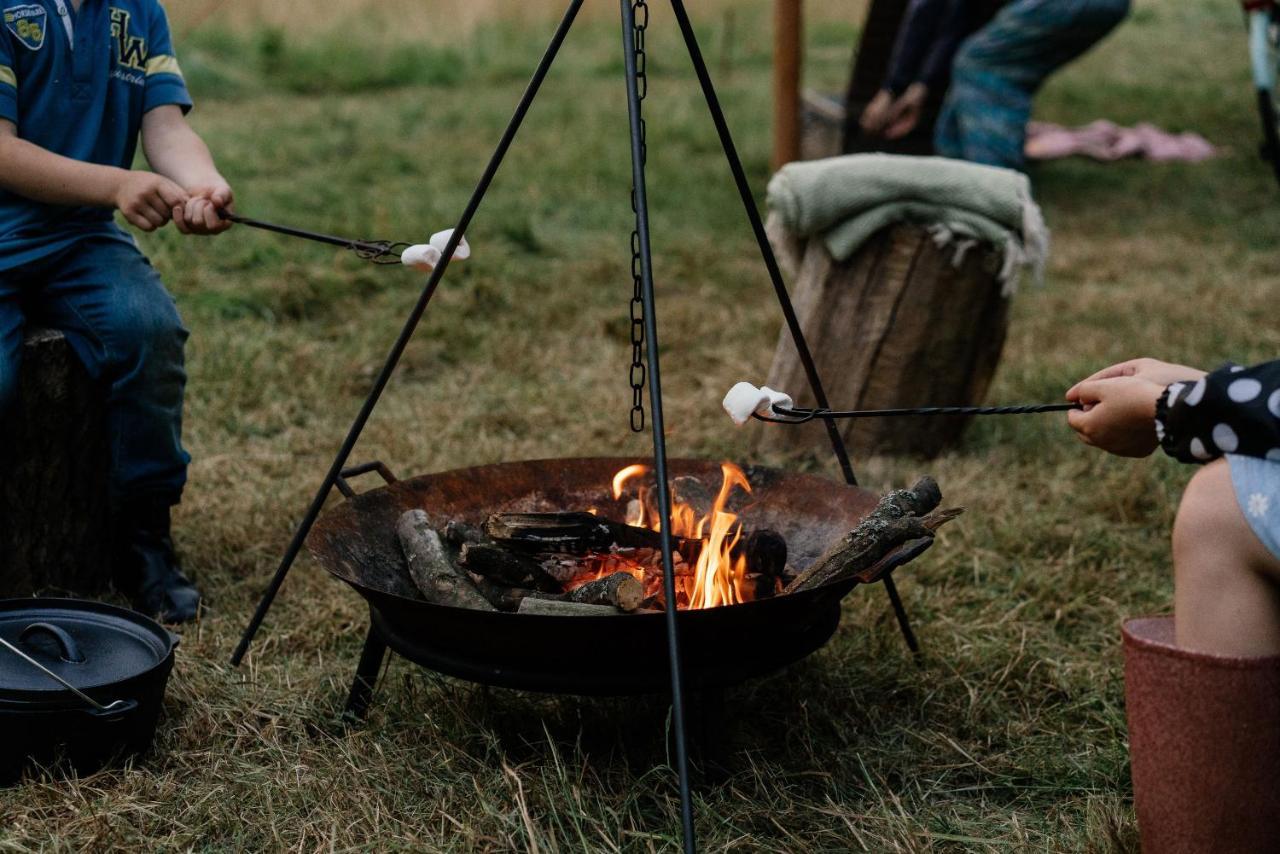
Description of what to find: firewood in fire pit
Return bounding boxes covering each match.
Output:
[784,478,958,595]
[516,599,622,617]
[458,543,561,593]
[564,572,644,611]
[396,510,495,611]
[484,512,698,554]
[671,475,715,517]
[732,528,788,578]
[471,571,645,613]
[443,520,488,549]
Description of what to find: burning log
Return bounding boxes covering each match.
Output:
[564,572,644,610]
[517,599,622,617]
[733,528,788,578]
[396,510,495,611]
[785,478,959,594]
[671,475,715,517]
[484,511,697,553]
[472,571,645,612]
[458,543,561,593]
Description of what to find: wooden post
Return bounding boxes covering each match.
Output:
[759,224,1011,459]
[772,0,803,170]
[0,329,112,596]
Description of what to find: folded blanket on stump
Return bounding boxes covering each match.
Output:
[765,153,1049,294]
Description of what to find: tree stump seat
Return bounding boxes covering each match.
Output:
[0,328,112,597]
[762,223,1010,459]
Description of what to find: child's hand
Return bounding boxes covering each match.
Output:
[1067,357,1205,396]
[114,171,188,232]
[174,181,234,236]
[1066,376,1166,457]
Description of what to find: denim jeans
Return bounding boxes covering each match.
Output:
[934,0,1130,169]
[0,232,190,504]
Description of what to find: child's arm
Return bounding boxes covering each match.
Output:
[141,105,233,236]
[0,119,188,232]
[1157,360,1280,463]
[1066,358,1280,462]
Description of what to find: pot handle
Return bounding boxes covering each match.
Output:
[19,622,86,663]
[83,698,139,721]
[0,636,133,717]
[335,461,399,498]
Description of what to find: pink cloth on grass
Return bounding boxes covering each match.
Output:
[1025,120,1218,163]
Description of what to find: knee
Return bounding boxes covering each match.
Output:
[111,295,188,371]
[1173,459,1255,583]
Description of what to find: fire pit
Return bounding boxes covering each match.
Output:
[309,457,947,714]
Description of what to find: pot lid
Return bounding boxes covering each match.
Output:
[0,598,176,696]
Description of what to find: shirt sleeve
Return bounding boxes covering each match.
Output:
[0,28,16,124]
[883,0,960,95]
[1157,360,1280,464]
[143,3,192,114]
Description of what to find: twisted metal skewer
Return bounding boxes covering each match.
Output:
[755,402,1081,425]
[218,212,410,265]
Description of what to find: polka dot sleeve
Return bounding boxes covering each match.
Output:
[1156,360,1280,465]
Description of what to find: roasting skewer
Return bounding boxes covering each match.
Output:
[723,381,1081,426]
[216,210,471,271]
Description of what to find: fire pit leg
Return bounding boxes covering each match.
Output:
[344,627,388,721]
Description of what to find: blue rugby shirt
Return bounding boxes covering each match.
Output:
[0,0,192,271]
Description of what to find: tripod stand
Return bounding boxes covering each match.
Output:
[232,3,920,850]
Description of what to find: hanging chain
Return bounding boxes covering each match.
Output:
[627,0,650,432]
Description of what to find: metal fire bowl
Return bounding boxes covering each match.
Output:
[309,457,884,695]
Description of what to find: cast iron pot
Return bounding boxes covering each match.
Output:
[0,598,178,785]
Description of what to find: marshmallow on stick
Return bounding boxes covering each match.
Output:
[722,382,798,426]
[401,229,472,272]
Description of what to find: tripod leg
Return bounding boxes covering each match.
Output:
[229,0,587,666]
[620,3,697,852]
[666,0,921,656]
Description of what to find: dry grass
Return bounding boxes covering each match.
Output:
[1,0,1273,850]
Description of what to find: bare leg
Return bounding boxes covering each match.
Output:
[1173,458,1280,656]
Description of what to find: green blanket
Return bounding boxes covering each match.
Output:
[767,154,1049,290]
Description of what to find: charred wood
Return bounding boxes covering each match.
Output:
[457,543,561,593]
[396,510,495,611]
[443,520,488,549]
[733,529,788,577]
[484,511,698,554]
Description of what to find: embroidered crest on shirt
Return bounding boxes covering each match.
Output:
[3,4,47,51]
[109,7,147,71]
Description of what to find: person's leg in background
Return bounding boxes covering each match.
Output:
[936,0,1130,169]
[1173,457,1280,657]
[30,234,200,622]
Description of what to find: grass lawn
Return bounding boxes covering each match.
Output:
[3,0,1277,850]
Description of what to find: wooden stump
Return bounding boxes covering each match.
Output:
[761,224,1010,459]
[0,329,112,596]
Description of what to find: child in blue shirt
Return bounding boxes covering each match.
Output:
[0,0,233,622]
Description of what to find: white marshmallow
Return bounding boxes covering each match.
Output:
[722,382,797,426]
[400,230,472,272]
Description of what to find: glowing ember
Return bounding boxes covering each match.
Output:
[570,462,761,610]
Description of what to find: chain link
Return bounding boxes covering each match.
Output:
[627,0,649,433]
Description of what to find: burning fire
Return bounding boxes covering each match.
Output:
[565,462,759,610]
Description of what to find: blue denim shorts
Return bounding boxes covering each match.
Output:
[1228,454,1280,562]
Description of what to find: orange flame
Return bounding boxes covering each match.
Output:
[602,462,755,609]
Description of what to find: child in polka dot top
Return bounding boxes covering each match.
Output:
[1066,357,1280,658]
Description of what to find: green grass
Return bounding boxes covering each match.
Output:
[2,0,1275,850]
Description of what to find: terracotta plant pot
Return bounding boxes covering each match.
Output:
[1123,616,1280,854]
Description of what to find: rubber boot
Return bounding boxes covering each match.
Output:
[113,500,202,623]
[1123,616,1280,854]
